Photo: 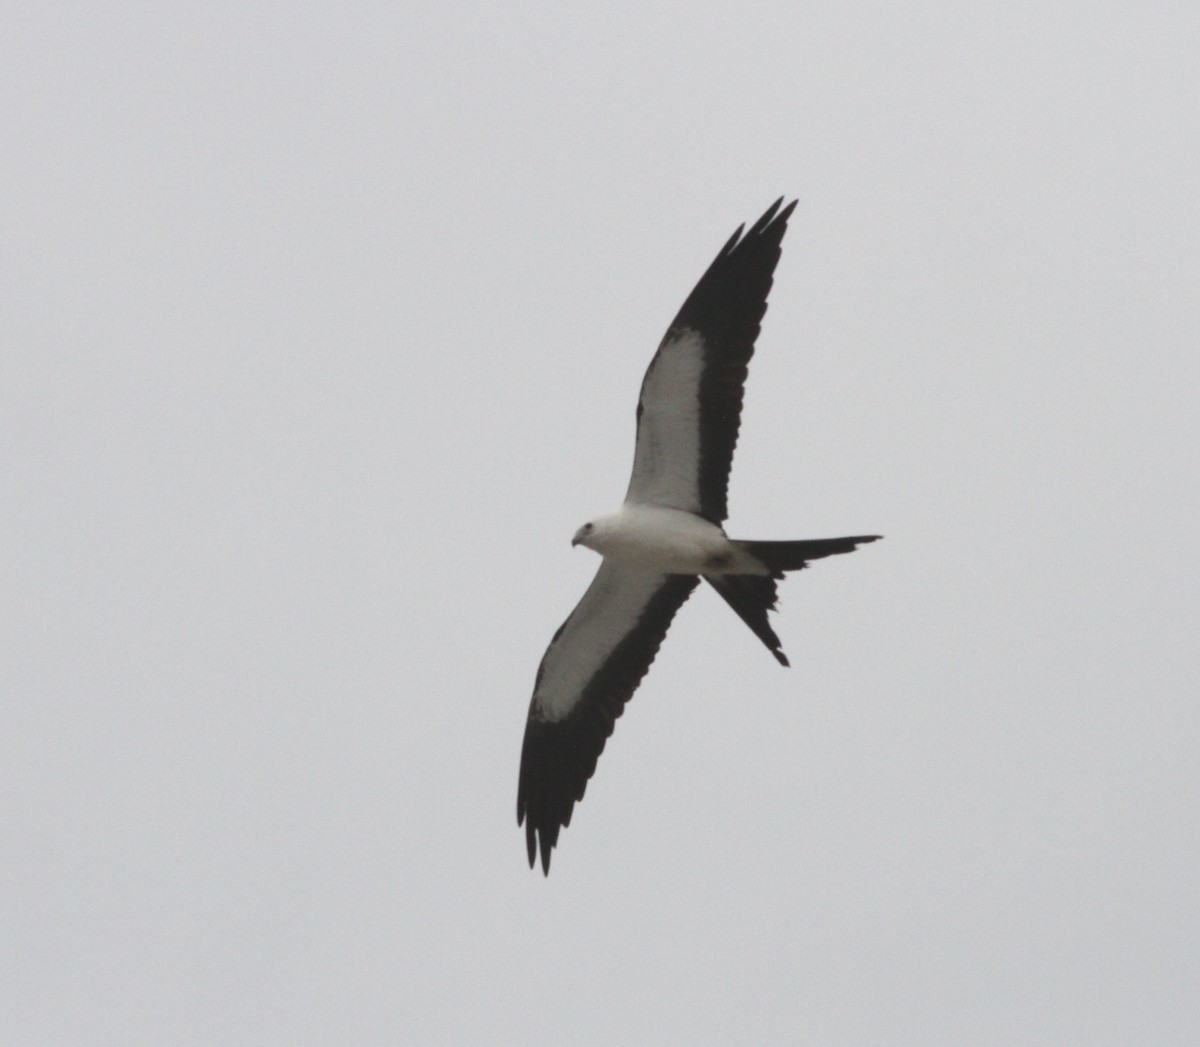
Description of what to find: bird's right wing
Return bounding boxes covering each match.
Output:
[518,560,698,874]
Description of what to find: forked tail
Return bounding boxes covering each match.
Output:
[738,535,881,576]
[703,534,881,666]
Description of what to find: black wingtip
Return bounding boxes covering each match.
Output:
[719,223,746,255]
[763,196,798,226]
[718,198,797,259]
[519,820,552,875]
[742,198,787,240]
[519,807,555,874]
[537,826,553,875]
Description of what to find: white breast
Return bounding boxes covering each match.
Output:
[585,505,764,575]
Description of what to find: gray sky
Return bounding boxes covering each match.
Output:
[4,2,1198,1044]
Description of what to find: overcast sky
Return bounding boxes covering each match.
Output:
[4,2,1198,1044]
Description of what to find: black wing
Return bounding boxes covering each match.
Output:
[625,198,797,523]
[518,562,699,874]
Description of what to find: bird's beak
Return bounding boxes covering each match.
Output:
[571,536,581,547]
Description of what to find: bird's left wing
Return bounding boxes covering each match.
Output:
[624,198,797,524]
[518,560,699,874]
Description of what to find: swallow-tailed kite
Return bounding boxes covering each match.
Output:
[517,198,880,874]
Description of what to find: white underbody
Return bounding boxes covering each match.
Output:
[573,504,769,575]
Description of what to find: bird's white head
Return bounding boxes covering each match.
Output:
[572,512,624,554]
[571,520,598,551]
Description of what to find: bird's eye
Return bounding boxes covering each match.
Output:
[584,523,594,532]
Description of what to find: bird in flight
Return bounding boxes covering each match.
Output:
[517,198,880,874]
